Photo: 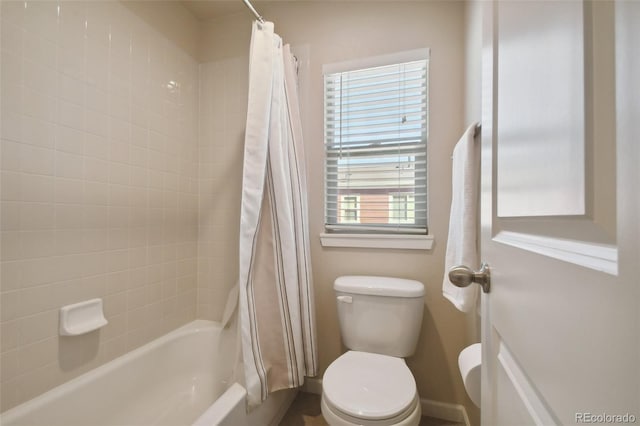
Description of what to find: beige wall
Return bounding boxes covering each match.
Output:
[0,1,199,411]
[464,0,483,128]
[199,1,477,417]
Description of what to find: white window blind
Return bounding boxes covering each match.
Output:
[324,55,428,234]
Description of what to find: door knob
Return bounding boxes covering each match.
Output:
[448,263,491,293]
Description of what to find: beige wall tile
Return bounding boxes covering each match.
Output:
[0,321,19,352]
[17,338,57,375]
[1,350,19,382]
[20,258,58,288]
[0,0,198,411]
[1,291,21,322]
[18,310,58,346]
[19,203,54,230]
[0,202,20,232]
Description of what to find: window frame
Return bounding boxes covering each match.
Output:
[322,49,432,248]
[340,194,361,224]
[389,193,415,224]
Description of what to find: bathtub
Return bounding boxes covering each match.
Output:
[0,320,296,426]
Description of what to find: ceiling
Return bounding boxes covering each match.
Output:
[180,0,393,21]
[181,0,306,21]
[181,1,249,20]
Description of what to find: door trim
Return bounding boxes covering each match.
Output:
[493,231,618,275]
[497,341,559,426]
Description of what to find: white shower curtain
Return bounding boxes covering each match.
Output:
[238,21,318,407]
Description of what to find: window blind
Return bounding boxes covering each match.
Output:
[324,58,428,234]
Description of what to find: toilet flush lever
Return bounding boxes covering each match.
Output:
[337,295,353,304]
[448,263,491,293]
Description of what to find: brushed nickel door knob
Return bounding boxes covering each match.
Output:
[448,262,491,293]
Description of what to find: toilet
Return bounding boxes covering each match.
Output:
[321,276,425,426]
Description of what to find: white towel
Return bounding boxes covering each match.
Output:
[443,123,480,312]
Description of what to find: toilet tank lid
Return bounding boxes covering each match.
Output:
[334,276,424,298]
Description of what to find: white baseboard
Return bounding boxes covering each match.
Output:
[420,398,470,426]
[302,377,323,395]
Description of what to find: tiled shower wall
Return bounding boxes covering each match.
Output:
[196,57,248,320]
[0,1,199,411]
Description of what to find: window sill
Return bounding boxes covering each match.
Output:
[319,233,434,250]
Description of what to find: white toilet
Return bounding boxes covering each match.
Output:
[321,276,425,426]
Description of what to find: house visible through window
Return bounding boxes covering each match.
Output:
[340,195,360,223]
[389,193,415,224]
[324,50,429,234]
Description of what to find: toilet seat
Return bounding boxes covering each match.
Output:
[321,393,421,426]
[322,351,418,423]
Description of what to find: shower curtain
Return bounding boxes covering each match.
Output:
[238,21,318,407]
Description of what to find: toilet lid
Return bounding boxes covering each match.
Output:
[323,351,417,420]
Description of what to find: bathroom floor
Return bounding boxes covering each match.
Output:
[279,392,465,426]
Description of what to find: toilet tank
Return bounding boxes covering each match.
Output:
[334,276,425,358]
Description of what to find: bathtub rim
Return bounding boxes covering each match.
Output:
[0,319,222,422]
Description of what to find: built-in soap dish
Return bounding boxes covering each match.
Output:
[59,298,108,336]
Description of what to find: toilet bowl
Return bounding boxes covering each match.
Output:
[321,351,421,426]
[321,276,425,426]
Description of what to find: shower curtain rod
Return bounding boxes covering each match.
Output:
[242,0,265,24]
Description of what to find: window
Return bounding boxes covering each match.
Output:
[340,195,360,223]
[323,50,429,235]
[389,193,415,224]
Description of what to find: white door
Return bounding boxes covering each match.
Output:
[480,1,639,425]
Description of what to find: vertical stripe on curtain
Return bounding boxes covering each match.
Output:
[238,21,318,408]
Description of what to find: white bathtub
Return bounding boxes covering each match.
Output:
[0,320,296,426]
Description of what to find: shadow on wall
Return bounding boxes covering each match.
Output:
[407,307,456,400]
[58,332,101,372]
